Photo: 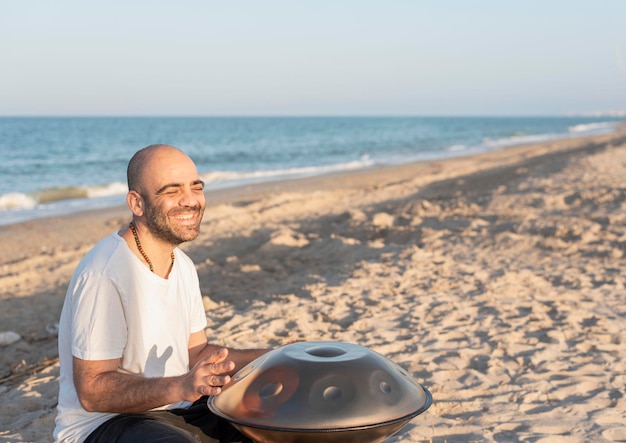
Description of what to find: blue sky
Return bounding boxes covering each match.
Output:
[1,1,625,116]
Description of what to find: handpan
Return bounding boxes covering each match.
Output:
[208,341,432,443]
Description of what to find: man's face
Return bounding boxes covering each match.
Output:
[139,149,206,245]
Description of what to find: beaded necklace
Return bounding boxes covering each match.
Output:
[129,222,175,273]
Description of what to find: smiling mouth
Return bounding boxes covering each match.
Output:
[171,210,201,223]
[176,213,196,220]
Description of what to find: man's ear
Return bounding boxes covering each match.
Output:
[126,190,145,217]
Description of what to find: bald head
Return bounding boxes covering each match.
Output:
[125,144,205,244]
[127,144,185,192]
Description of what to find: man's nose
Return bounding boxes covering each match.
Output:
[179,187,200,207]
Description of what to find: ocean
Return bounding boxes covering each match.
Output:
[0,116,623,226]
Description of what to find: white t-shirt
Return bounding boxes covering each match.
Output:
[54,233,207,442]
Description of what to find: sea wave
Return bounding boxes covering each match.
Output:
[481,133,562,150]
[0,159,376,214]
[568,121,617,134]
[0,193,38,211]
[0,182,129,211]
[200,156,376,188]
[477,120,620,152]
[444,145,468,152]
[86,182,128,198]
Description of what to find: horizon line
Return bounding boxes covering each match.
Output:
[1,112,625,119]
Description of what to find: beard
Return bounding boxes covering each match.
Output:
[143,200,205,245]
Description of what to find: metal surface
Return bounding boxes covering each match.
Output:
[208,341,432,442]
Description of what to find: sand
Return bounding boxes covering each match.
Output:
[1,127,626,442]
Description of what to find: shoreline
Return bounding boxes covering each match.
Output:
[2,127,624,265]
[2,117,622,229]
[2,127,626,441]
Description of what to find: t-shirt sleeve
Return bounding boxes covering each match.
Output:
[190,291,208,334]
[186,258,208,334]
[70,271,127,361]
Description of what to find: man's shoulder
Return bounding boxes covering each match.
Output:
[173,247,198,272]
[88,231,124,254]
[77,232,126,271]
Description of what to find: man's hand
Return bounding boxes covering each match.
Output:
[180,347,235,401]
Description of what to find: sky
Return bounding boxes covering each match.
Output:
[1,1,625,117]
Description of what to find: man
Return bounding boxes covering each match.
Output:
[54,145,267,442]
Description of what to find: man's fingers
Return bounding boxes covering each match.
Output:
[195,374,231,397]
[203,347,229,364]
[199,384,222,396]
[205,374,231,387]
[208,360,235,374]
[201,350,235,375]
[201,358,234,373]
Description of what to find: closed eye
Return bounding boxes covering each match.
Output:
[157,186,181,196]
[156,180,204,195]
[192,180,205,191]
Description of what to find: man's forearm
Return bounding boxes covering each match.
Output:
[78,370,184,413]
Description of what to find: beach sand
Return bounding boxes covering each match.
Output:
[1,127,626,442]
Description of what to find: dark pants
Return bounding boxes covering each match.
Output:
[84,397,252,443]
